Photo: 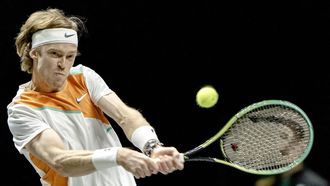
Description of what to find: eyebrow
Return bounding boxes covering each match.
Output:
[47,48,78,54]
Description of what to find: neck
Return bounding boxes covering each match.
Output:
[28,80,66,93]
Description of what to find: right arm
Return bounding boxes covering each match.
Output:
[25,128,158,178]
[25,128,95,177]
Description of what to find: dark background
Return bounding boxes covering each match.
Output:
[1,0,329,185]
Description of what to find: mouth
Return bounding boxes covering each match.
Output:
[55,72,65,76]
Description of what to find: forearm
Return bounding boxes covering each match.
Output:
[96,93,184,175]
[97,93,151,138]
[119,107,150,138]
[53,150,95,177]
[97,93,162,155]
[58,147,161,179]
[25,129,113,177]
[29,147,120,177]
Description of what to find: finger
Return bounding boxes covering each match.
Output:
[134,159,152,178]
[133,169,142,179]
[150,158,160,174]
[173,153,184,170]
[142,161,155,177]
[158,155,173,174]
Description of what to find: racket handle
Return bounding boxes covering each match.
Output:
[179,153,185,163]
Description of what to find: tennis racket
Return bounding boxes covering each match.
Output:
[180,100,314,175]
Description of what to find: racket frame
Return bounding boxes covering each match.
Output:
[183,100,314,175]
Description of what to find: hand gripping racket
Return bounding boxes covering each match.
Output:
[180,100,314,175]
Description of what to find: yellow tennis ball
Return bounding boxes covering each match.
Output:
[196,86,219,108]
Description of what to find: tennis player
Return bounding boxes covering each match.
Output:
[7,8,184,186]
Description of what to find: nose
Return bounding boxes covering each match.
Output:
[58,58,65,70]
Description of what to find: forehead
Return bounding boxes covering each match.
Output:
[41,43,78,53]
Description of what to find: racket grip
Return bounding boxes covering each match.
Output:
[179,153,185,163]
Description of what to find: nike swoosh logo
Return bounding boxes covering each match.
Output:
[64,33,75,38]
[76,93,87,104]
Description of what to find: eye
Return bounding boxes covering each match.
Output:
[67,54,76,60]
[49,51,60,58]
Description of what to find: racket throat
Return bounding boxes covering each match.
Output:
[184,146,204,157]
[185,157,216,163]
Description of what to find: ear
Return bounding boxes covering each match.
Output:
[29,49,38,60]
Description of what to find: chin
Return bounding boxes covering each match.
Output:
[51,81,66,92]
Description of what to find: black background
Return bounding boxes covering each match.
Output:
[1,0,329,185]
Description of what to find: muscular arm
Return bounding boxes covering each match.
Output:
[25,128,96,177]
[25,118,159,178]
[97,92,150,139]
[24,92,160,178]
[97,92,184,174]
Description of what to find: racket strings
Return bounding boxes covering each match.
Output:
[222,105,310,171]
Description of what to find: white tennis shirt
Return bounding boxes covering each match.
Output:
[7,64,136,186]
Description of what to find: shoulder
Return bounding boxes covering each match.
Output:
[70,64,91,74]
[7,83,31,109]
[70,64,99,76]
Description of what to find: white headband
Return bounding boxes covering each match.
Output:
[31,28,78,48]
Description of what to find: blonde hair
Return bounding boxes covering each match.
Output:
[15,8,86,73]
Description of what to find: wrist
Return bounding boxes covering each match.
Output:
[143,139,164,157]
[131,125,160,152]
[92,147,119,170]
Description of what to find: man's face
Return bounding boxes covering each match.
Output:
[31,43,78,92]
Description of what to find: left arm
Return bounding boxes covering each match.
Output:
[97,92,149,139]
[97,92,184,173]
